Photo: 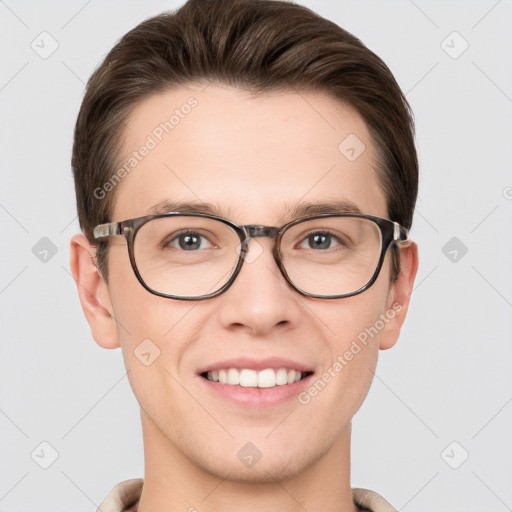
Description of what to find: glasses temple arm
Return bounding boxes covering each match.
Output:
[93,222,122,239]
[393,222,410,242]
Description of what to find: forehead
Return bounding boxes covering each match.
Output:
[111,84,387,223]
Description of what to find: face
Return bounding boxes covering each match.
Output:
[79,84,416,482]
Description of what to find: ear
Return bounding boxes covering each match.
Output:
[69,234,120,349]
[379,241,419,350]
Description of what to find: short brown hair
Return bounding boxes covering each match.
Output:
[72,0,418,280]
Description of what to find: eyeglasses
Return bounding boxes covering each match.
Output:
[93,212,409,301]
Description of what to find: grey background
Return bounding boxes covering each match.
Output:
[1,0,511,510]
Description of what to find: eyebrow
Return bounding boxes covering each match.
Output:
[148,198,362,222]
[149,199,233,216]
[286,199,361,218]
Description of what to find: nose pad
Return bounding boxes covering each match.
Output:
[234,237,292,297]
[235,237,264,264]
[235,225,280,265]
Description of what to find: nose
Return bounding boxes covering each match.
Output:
[215,237,303,335]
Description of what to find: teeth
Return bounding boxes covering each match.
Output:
[258,368,275,388]
[227,368,239,385]
[205,368,306,388]
[240,369,257,387]
[276,368,288,385]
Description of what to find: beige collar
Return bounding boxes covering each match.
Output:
[97,478,398,512]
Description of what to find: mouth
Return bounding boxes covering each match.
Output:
[200,367,314,388]
[196,357,315,406]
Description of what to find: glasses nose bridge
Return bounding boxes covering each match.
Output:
[241,224,280,240]
[238,224,282,264]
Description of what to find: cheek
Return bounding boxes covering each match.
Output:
[304,272,392,405]
[106,244,195,366]
[311,269,391,353]
[106,256,198,424]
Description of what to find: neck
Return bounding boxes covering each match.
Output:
[136,409,359,512]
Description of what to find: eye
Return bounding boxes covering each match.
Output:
[165,231,214,251]
[298,231,347,250]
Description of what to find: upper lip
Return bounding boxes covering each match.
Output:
[196,357,314,374]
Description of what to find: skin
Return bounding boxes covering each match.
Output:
[70,84,418,512]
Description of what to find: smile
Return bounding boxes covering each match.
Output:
[202,367,313,388]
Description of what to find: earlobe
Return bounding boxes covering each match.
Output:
[69,234,120,349]
[379,241,419,350]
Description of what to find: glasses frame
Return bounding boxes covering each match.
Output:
[93,212,409,301]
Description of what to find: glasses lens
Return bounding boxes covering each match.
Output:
[133,216,240,297]
[280,216,382,296]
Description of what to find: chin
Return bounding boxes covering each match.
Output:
[193,444,321,484]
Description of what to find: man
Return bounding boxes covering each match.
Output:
[70,0,419,510]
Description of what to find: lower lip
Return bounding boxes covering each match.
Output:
[199,374,314,407]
